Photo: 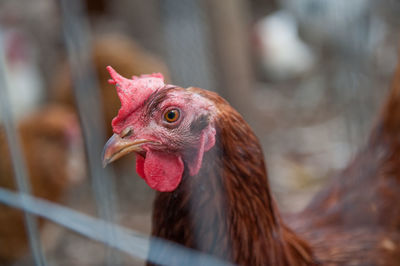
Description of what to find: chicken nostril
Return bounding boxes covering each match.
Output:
[120,127,133,138]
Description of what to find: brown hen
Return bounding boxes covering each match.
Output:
[102,58,400,265]
[51,33,170,136]
[0,105,84,263]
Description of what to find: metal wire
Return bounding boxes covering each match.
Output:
[58,0,118,264]
[0,187,233,266]
[160,0,216,90]
[0,31,47,266]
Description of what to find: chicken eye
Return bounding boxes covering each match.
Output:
[164,109,180,123]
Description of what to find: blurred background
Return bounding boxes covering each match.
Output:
[0,0,399,265]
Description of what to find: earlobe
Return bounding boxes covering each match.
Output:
[204,127,216,152]
[187,126,216,176]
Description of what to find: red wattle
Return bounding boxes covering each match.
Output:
[136,154,146,180]
[135,150,183,192]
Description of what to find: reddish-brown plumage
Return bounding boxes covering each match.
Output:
[289,60,400,265]
[0,105,84,263]
[147,88,316,265]
[104,63,400,265]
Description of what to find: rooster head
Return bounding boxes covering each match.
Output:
[102,66,216,192]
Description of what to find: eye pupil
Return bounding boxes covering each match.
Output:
[164,109,180,123]
[168,111,176,119]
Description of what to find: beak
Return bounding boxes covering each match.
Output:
[102,134,151,167]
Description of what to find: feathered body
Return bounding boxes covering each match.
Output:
[290,63,400,265]
[103,64,400,265]
[150,88,315,265]
[0,105,84,263]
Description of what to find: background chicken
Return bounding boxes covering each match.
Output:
[0,105,84,263]
[290,57,400,264]
[103,57,400,265]
[51,33,170,136]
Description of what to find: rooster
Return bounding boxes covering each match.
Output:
[0,104,84,263]
[102,64,400,265]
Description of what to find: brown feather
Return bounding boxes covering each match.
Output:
[149,89,317,265]
[288,59,400,265]
[0,105,84,263]
[116,57,400,265]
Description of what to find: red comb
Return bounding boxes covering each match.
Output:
[106,66,165,132]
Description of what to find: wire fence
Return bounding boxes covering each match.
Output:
[0,0,399,265]
[0,0,231,264]
[59,0,119,264]
[0,29,47,266]
[0,187,232,266]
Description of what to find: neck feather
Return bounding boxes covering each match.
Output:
[150,101,315,265]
